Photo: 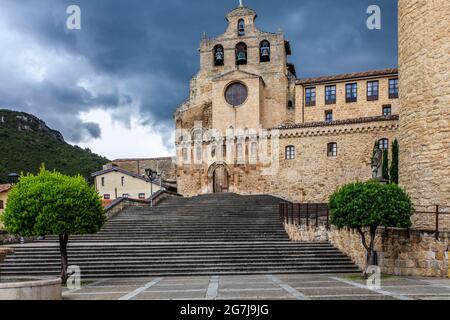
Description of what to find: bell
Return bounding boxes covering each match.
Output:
[261,48,269,57]
[237,51,247,63]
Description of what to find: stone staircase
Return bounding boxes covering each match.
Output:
[0,193,358,279]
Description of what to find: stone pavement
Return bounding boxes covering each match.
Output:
[62,274,450,300]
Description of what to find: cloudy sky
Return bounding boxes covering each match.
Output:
[0,0,397,160]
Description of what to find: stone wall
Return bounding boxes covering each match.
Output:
[398,0,450,207]
[177,117,398,203]
[285,222,450,277]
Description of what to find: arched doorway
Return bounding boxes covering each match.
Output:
[207,162,231,194]
[213,165,229,193]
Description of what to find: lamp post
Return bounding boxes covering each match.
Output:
[7,173,19,185]
[145,168,158,207]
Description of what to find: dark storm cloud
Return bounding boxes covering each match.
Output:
[0,0,397,146]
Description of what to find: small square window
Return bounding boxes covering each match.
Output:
[383,105,392,116]
[325,110,333,122]
[138,193,146,200]
[122,194,129,198]
[0,200,4,209]
[327,143,337,157]
[104,194,110,200]
[378,139,389,151]
[285,146,296,160]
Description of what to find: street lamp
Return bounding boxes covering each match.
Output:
[7,173,19,185]
[145,168,158,207]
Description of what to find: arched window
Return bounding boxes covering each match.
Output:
[285,146,295,160]
[235,42,247,65]
[182,148,188,162]
[378,138,389,151]
[251,142,258,156]
[238,19,245,36]
[260,40,270,62]
[193,128,202,142]
[327,143,337,157]
[213,44,224,66]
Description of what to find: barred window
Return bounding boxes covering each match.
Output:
[104,194,110,200]
[285,146,296,160]
[327,142,337,157]
[378,138,389,151]
[383,105,392,116]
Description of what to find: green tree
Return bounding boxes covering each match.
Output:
[382,149,389,181]
[390,139,399,184]
[329,181,412,277]
[1,167,105,283]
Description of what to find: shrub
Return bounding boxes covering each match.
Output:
[330,181,412,276]
[390,139,399,184]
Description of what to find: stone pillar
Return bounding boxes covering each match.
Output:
[398,0,450,206]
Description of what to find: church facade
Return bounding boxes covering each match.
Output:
[174,4,400,203]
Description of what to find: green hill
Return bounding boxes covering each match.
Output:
[0,109,109,183]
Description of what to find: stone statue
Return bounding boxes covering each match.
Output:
[371,148,383,178]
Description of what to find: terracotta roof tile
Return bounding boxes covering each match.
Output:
[0,184,12,193]
[276,115,399,130]
[296,68,398,85]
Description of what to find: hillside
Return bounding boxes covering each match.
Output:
[0,109,109,183]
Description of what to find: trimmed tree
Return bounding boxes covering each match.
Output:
[390,139,399,184]
[329,181,412,277]
[1,167,105,283]
[382,149,389,181]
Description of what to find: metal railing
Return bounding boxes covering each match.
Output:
[413,205,450,240]
[279,202,330,230]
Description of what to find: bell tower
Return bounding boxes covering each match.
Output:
[398,0,450,206]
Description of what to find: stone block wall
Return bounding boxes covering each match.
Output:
[285,222,450,277]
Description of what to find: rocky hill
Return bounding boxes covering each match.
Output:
[0,109,109,183]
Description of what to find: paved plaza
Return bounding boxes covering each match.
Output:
[63,274,450,300]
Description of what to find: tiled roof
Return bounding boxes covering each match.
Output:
[276,115,399,130]
[296,68,398,85]
[112,157,174,162]
[0,184,12,194]
[91,167,165,186]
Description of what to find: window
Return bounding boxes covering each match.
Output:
[213,45,224,66]
[225,82,248,106]
[287,100,294,109]
[196,146,202,161]
[378,138,389,151]
[305,87,316,107]
[236,143,244,161]
[260,40,270,62]
[325,85,336,104]
[121,176,125,187]
[138,193,146,200]
[327,143,337,157]
[182,148,188,162]
[285,146,296,160]
[104,194,110,200]
[346,83,357,103]
[325,110,333,122]
[367,81,379,101]
[122,194,130,198]
[383,105,392,116]
[0,200,4,210]
[235,42,247,65]
[251,142,258,156]
[389,79,399,99]
[238,19,245,36]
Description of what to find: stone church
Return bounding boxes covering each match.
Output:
[174,2,449,207]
